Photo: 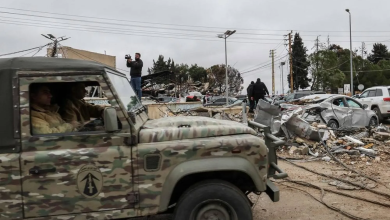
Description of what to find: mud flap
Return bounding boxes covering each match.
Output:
[266,179,280,202]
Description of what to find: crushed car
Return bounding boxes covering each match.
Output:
[303,95,379,129]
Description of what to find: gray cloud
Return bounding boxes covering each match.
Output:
[1,0,389,95]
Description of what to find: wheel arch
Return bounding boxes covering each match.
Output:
[158,157,265,212]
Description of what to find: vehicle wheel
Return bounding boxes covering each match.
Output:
[327,119,339,129]
[369,117,378,127]
[372,107,383,122]
[173,180,253,220]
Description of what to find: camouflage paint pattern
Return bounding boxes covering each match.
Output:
[139,116,256,143]
[0,153,23,219]
[15,73,136,219]
[1,69,269,219]
[135,131,268,213]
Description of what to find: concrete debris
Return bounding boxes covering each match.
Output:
[289,146,309,155]
[356,147,377,157]
[376,124,389,133]
[343,136,365,146]
[322,156,331,162]
[328,181,360,190]
[373,132,390,141]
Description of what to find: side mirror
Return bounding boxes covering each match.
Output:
[104,107,119,132]
[363,104,368,110]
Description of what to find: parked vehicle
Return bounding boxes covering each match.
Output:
[354,86,390,122]
[304,95,378,128]
[0,57,287,220]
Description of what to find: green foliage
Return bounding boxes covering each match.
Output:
[188,64,207,82]
[368,43,390,64]
[288,33,311,90]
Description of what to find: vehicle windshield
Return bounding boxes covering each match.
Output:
[106,71,143,112]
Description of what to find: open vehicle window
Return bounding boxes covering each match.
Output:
[360,91,369,98]
[29,82,111,135]
[332,98,345,107]
[346,98,362,108]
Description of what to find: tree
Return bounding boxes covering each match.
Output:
[149,55,175,74]
[208,65,243,95]
[309,50,345,92]
[368,43,389,64]
[188,64,207,82]
[288,33,311,90]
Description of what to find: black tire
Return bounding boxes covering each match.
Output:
[372,107,383,122]
[369,116,378,127]
[173,180,253,220]
[327,119,339,129]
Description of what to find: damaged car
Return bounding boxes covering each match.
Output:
[304,95,379,129]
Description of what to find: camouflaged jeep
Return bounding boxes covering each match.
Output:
[0,57,287,220]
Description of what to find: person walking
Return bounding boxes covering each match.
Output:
[246,81,255,113]
[251,78,270,108]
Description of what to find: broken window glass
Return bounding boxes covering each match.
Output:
[346,99,361,108]
[332,98,345,107]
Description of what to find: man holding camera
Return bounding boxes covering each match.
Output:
[126,53,143,101]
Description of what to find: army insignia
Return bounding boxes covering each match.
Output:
[77,164,103,198]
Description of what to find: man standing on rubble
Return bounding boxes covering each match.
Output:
[247,81,255,113]
[251,78,269,108]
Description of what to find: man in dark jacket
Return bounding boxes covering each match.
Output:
[251,78,270,108]
[246,81,255,113]
[126,53,143,100]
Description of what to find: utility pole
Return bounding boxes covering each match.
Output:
[316,36,320,77]
[361,42,366,68]
[280,62,285,95]
[288,31,293,93]
[270,50,275,96]
[41,34,70,57]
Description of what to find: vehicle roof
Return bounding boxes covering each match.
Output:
[0,57,121,152]
[0,57,118,73]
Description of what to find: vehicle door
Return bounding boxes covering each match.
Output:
[373,88,384,108]
[18,72,136,219]
[331,97,351,127]
[346,98,367,127]
[358,90,374,107]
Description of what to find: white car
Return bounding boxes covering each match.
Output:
[356,86,390,122]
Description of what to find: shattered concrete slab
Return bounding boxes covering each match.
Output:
[254,100,281,133]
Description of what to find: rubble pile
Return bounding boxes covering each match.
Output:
[252,99,390,163]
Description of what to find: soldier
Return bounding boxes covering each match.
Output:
[247,81,255,113]
[30,84,78,134]
[251,78,269,107]
[61,83,104,124]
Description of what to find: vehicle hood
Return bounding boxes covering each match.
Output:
[139,116,256,143]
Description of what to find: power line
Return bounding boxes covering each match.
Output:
[0,21,282,45]
[0,43,50,57]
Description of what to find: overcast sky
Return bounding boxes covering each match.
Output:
[1,0,390,95]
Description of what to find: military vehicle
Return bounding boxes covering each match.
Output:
[0,57,287,220]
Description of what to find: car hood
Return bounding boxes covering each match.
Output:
[139,116,256,143]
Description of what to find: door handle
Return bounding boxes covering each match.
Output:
[29,166,56,175]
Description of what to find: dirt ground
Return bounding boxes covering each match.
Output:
[252,157,390,220]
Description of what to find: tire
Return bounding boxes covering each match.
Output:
[372,107,383,122]
[369,116,378,127]
[173,180,253,220]
[327,119,339,129]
